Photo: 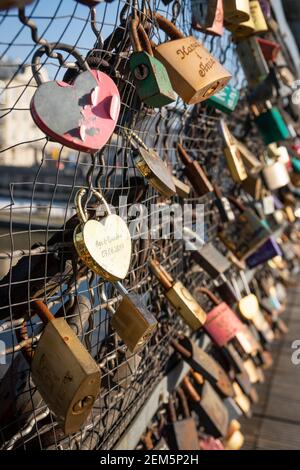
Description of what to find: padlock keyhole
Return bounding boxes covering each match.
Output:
[134,64,149,81]
[72,395,94,415]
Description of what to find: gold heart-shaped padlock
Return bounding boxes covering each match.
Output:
[73,188,132,281]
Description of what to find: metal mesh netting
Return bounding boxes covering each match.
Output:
[0,0,291,451]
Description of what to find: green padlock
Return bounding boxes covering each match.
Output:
[253,101,290,145]
[206,85,239,114]
[129,18,176,108]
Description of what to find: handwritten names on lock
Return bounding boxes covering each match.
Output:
[176,39,217,79]
[95,231,125,259]
[204,303,244,347]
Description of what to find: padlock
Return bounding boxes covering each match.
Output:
[192,0,224,36]
[30,43,120,153]
[257,38,281,62]
[73,188,132,281]
[262,160,290,191]
[232,136,263,175]
[225,420,245,450]
[149,259,207,331]
[243,358,264,384]
[237,37,269,88]
[246,237,282,268]
[172,176,191,198]
[206,85,240,114]
[151,12,231,104]
[196,287,260,357]
[214,185,236,223]
[199,434,225,450]
[183,376,229,438]
[129,18,176,108]
[177,143,213,196]
[242,174,263,200]
[218,196,272,260]
[252,102,290,144]
[126,130,176,198]
[30,300,100,435]
[220,119,248,182]
[105,282,157,353]
[232,381,251,416]
[0,0,33,9]
[223,0,251,24]
[249,0,268,33]
[164,391,199,450]
[110,350,142,389]
[171,337,234,398]
[191,242,231,279]
[226,10,255,38]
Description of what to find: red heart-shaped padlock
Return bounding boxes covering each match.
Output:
[31,69,120,153]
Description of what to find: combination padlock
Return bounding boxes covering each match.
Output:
[206,85,240,114]
[164,390,199,450]
[177,143,213,196]
[30,43,120,153]
[252,102,290,144]
[192,0,224,36]
[223,0,251,24]
[102,283,157,353]
[73,188,132,281]
[218,196,271,260]
[151,12,231,104]
[129,17,176,108]
[125,130,176,198]
[149,259,207,331]
[183,376,229,438]
[220,119,248,183]
[30,300,100,435]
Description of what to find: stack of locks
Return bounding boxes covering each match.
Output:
[0,0,299,450]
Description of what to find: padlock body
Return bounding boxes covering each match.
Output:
[195,381,229,438]
[165,418,199,450]
[246,237,282,268]
[218,208,271,260]
[166,281,207,330]
[204,302,244,346]
[262,161,290,190]
[31,318,100,434]
[224,145,248,182]
[192,242,231,278]
[238,293,259,320]
[223,0,250,24]
[153,36,231,104]
[111,293,157,353]
[129,51,176,108]
[249,0,268,34]
[255,108,290,144]
[206,85,239,113]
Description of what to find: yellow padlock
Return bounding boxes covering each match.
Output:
[223,0,251,24]
[152,12,232,104]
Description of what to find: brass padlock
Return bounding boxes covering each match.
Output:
[249,0,268,33]
[129,18,176,108]
[125,130,176,198]
[103,283,157,353]
[149,259,207,331]
[223,0,251,24]
[220,119,248,182]
[151,12,231,104]
[232,135,263,175]
[226,10,255,38]
[73,188,132,281]
[31,300,100,435]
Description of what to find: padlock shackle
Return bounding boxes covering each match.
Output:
[153,12,185,40]
[177,386,191,419]
[149,259,173,290]
[75,187,111,225]
[170,338,192,360]
[182,376,201,402]
[194,287,221,306]
[32,300,55,324]
[130,17,153,56]
[31,43,90,87]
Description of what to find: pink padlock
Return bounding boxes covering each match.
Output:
[30,43,120,153]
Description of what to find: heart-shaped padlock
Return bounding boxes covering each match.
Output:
[73,188,132,281]
[30,43,120,153]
